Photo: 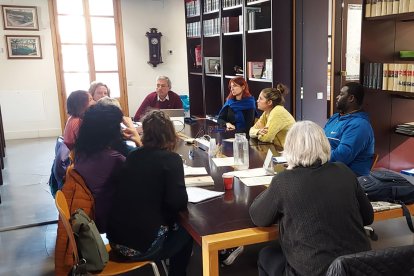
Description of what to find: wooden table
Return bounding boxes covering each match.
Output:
[176,119,414,276]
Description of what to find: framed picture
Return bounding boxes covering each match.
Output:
[2,5,39,30]
[5,35,42,59]
[204,57,220,74]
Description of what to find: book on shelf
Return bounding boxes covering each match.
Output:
[247,61,265,78]
[410,0,414,12]
[195,45,202,67]
[395,121,414,136]
[399,0,410,13]
[262,59,272,80]
[386,0,393,15]
[363,62,414,93]
[381,0,388,14]
[392,0,400,14]
[371,0,378,17]
[365,0,372,17]
[245,7,261,31]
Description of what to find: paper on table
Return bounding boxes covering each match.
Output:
[184,166,208,176]
[211,157,235,167]
[240,175,274,186]
[186,187,224,203]
[185,175,215,187]
[222,138,235,143]
[226,168,273,178]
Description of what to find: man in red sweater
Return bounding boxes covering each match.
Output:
[133,75,183,121]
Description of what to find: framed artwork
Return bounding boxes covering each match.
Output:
[2,5,39,30]
[204,57,220,74]
[5,35,42,59]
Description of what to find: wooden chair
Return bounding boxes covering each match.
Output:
[55,191,161,276]
[371,153,379,171]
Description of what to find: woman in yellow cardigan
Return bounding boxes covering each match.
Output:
[249,84,295,148]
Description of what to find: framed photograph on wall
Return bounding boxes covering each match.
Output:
[2,5,39,30]
[204,57,220,74]
[6,35,42,59]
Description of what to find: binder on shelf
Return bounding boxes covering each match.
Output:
[387,63,395,91]
[375,0,382,16]
[371,0,378,16]
[392,0,400,14]
[365,0,372,17]
[382,63,388,91]
[381,0,388,14]
[386,0,393,14]
[410,0,414,12]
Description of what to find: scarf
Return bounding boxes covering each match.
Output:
[218,96,256,129]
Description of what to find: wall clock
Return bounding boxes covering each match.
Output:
[146,28,163,67]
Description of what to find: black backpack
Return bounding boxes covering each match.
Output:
[358,170,414,232]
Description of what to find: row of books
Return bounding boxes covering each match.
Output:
[185,0,201,17]
[365,0,414,17]
[395,122,414,136]
[203,0,220,13]
[203,18,220,36]
[363,62,414,92]
[245,7,269,31]
[247,59,272,79]
[223,0,243,8]
[186,21,201,37]
[186,16,243,37]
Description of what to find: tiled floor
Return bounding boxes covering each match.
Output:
[0,138,413,276]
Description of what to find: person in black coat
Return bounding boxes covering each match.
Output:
[249,120,374,276]
[107,110,193,276]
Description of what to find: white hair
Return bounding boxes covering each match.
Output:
[283,120,331,169]
[156,75,171,88]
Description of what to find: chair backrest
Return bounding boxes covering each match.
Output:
[55,190,80,265]
[326,244,414,276]
[371,153,379,170]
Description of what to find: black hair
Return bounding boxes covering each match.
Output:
[344,82,364,106]
[74,104,125,157]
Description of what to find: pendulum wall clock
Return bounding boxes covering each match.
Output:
[146,28,163,67]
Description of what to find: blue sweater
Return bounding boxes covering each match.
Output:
[324,111,375,176]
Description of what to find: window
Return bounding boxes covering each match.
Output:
[50,0,127,126]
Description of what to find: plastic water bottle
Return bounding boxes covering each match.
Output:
[209,138,217,157]
[233,133,249,170]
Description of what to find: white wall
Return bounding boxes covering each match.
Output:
[121,0,189,116]
[0,0,61,139]
[0,0,188,139]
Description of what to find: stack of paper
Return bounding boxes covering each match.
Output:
[184,166,208,176]
[395,122,414,136]
[186,187,224,203]
[239,175,274,186]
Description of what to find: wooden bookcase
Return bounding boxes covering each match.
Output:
[184,0,293,117]
[360,10,414,171]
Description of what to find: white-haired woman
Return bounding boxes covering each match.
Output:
[249,121,374,276]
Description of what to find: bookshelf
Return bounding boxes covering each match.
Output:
[360,5,414,171]
[184,0,293,116]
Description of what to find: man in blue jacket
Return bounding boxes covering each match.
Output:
[324,82,375,176]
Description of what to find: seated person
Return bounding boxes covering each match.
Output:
[88,81,110,102]
[63,90,94,150]
[324,82,375,176]
[133,75,183,121]
[73,104,142,233]
[217,77,256,135]
[249,120,374,276]
[249,84,295,148]
[107,110,192,276]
